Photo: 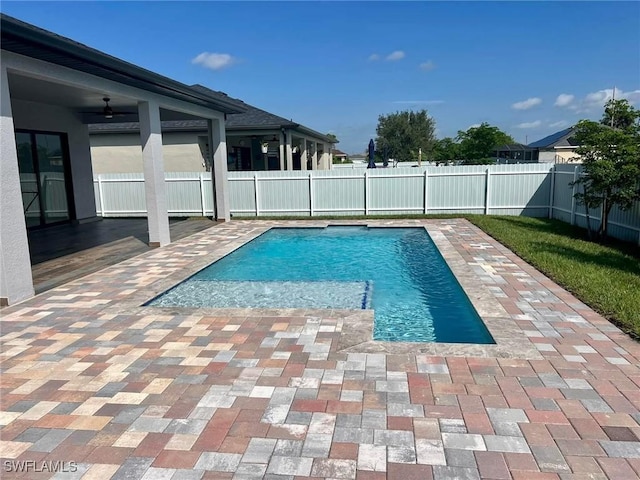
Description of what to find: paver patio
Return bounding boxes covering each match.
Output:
[1,219,638,479]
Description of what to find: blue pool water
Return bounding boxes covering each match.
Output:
[149,227,494,344]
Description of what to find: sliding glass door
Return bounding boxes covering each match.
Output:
[16,131,74,228]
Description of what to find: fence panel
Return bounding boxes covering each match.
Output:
[428,170,486,214]
[258,174,310,216]
[227,176,256,215]
[313,174,365,215]
[550,164,640,243]
[551,164,577,224]
[165,172,204,216]
[368,173,425,214]
[99,173,146,216]
[489,164,552,217]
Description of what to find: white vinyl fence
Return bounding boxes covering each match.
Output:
[550,164,640,244]
[93,164,640,244]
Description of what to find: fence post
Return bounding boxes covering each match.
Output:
[199,172,206,217]
[424,169,429,214]
[548,164,555,219]
[309,172,314,217]
[364,171,369,215]
[570,167,578,225]
[97,175,105,217]
[484,168,491,215]
[254,173,260,216]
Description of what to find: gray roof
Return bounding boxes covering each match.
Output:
[493,143,536,151]
[89,84,336,143]
[190,85,297,129]
[1,14,245,114]
[528,127,577,148]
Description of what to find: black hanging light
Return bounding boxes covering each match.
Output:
[102,97,114,119]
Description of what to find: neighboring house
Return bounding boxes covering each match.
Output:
[1,14,244,305]
[332,149,348,163]
[493,127,581,164]
[527,127,580,163]
[90,86,336,173]
[493,143,540,163]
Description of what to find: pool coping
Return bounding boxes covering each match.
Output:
[118,220,541,360]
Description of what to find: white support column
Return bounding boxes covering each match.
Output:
[285,131,293,171]
[0,65,35,305]
[301,138,308,171]
[311,141,318,171]
[208,118,230,221]
[321,143,328,170]
[139,100,170,246]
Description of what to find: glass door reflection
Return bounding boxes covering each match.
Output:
[16,131,73,228]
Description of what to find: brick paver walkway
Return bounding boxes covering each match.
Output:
[1,219,638,479]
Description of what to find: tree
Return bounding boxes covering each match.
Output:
[326,133,338,144]
[432,137,461,165]
[375,110,436,163]
[572,100,640,241]
[601,99,640,132]
[456,122,514,163]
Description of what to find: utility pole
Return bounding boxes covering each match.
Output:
[610,86,616,128]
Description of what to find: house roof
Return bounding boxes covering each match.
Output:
[190,85,297,129]
[89,85,337,143]
[528,127,577,148]
[332,149,348,156]
[493,143,537,152]
[0,14,245,114]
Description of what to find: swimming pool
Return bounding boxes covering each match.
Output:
[148,226,495,344]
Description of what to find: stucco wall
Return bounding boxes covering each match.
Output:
[11,99,97,221]
[91,132,206,173]
[555,149,580,163]
[539,149,580,164]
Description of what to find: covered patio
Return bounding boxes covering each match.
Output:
[1,14,244,305]
[28,218,217,294]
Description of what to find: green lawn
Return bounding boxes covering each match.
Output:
[238,214,640,338]
[466,216,640,339]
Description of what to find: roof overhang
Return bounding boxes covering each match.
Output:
[1,14,245,115]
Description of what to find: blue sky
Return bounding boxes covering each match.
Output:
[3,1,639,154]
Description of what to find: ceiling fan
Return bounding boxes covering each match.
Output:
[82,97,137,119]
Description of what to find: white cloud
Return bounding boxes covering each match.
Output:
[577,88,640,111]
[512,97,542,110]
[192,52,237,70]
[368,53,380,61]
[622,89,640,103]
[515,120,542,129]
[386,50,405,61]
[467,124,481,129]
[419,60,436,71]
[584,89,612,107]
[549,120,568,128]
[392,100,444,105]
[554,94,575,107]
